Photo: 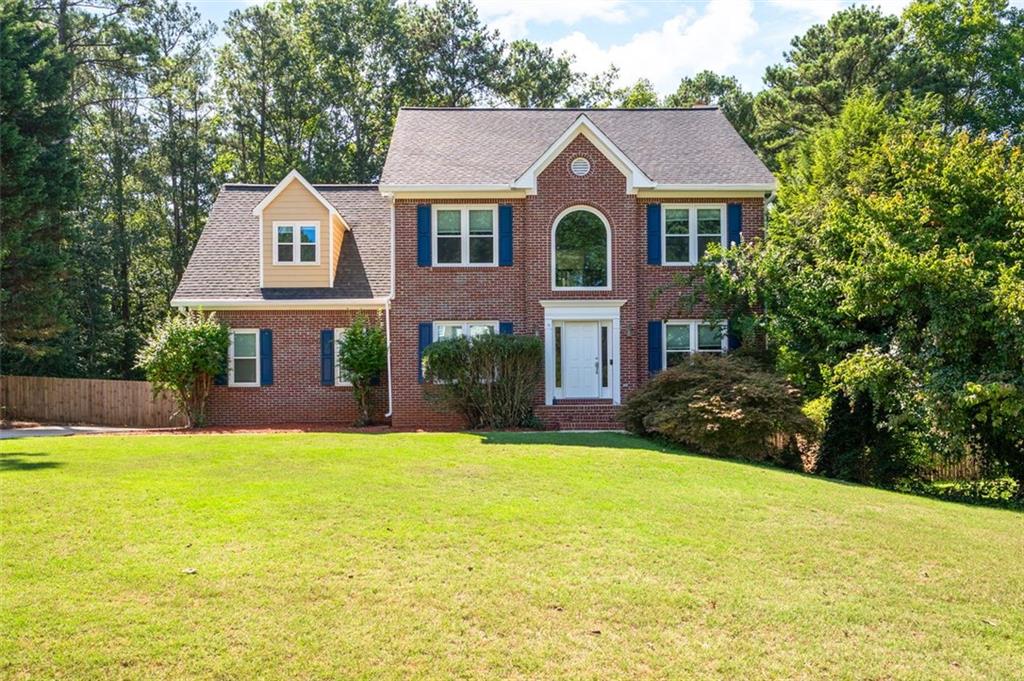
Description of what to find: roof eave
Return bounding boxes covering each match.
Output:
[171,297,388,311]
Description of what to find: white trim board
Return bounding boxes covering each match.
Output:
[171,298,388,311]
[251,170,344,225]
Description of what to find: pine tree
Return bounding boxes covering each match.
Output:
[0,0,77,368]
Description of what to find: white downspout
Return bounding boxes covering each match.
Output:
[384,198,396,419]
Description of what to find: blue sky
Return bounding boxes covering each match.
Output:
[190,0,1019,94]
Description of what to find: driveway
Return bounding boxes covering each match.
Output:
[0,425,142,440]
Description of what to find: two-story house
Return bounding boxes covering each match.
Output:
[172,107,775,429]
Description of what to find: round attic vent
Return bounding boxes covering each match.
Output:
[570,157,591,176]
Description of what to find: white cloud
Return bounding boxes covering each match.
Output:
[475,0,633,39]
[767,0,843,21]
[548,0,758,95]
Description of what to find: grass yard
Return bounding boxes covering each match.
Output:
[1,432,1022,680]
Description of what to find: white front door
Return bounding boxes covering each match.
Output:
[562,321,600,398]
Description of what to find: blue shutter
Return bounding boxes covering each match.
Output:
[418,322,432,383]
[727,203,742,247]
[727,319,742,351]
[648,321,663,375]
[320,329,334,385]
[498,204,513,266]
[646,203,662,265]
[499,321,513,335]
[214,363,227,386]
[416,204,431,266]
[259,329,273,386]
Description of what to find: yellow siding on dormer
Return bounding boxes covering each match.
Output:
[332,213,345,283]
[262,179,331,287]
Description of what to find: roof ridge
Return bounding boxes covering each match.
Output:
[223,183,380,189]
[398,106,720,112]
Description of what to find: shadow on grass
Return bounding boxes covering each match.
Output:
[479,430,672,452]
[0,452,64,472]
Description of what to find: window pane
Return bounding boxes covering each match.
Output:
[600,326,608,388]
[469,210,493,234]
[300,226,317,243]
[554,326,562,388]
[698,323,723,350]
[469,324,494,338]
[436,324,464,340]
[666,324,690,352]
[277,226,293,243]
[469,236,493,263]
[697,209,721,234]
[437,210,461,235]
[665,235,689,263]
[697,235,720,260]
[665,209,688,235]
[666,351,687,368]
[554,210,607,287]
[277,244,293,262]
[233,332,256,358]
[234,357,257,384]
[300,244,316,262]
[437,236,461,263]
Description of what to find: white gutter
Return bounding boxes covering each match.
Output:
[384,198,396,419]
[171,298,388,311]
[384,301,393,419]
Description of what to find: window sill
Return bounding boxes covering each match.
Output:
[430,263,500,269]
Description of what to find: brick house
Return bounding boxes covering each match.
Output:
[172,107,775,429]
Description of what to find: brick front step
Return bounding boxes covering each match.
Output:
[535,404,623,431]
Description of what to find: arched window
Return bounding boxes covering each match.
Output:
[552,207,610,289]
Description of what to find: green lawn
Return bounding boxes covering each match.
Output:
[2,432,1022,679]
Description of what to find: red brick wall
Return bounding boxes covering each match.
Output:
[208,309,388,426]
[389,134,766,429]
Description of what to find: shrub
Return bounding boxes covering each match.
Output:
[423,332,544,429]
[336,314,387,426]
[135,310,229,427]
[620,354,815,467]
[815,390,920,486]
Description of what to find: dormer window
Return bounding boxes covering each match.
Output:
[273,222,319,264]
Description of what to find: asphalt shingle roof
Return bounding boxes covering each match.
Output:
[381,107,775,187]
[173,185,390,302]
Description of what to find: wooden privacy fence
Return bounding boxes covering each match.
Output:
[0,375,187,428]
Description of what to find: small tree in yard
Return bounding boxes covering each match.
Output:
[135,311,229,427]
[337,315,387,426]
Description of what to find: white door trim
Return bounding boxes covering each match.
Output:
[543,301,623,405]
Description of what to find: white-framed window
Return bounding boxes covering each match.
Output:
[424,321,498,382]
[552,206,611,290]
[228,329,260,387]
[432,206,498,266]
[273,221,319,264]
[662,205,725,265]
[664,320,727,367]
[433,321,498,341]
[334,327,352,387]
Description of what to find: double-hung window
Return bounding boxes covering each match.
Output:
[333,328,352,387]
[664,321,727,367]
[433,206,497,266]
[274,222,319,264]
[229,329,260,386]
[662,205,725,265]
[433,321,497,341]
